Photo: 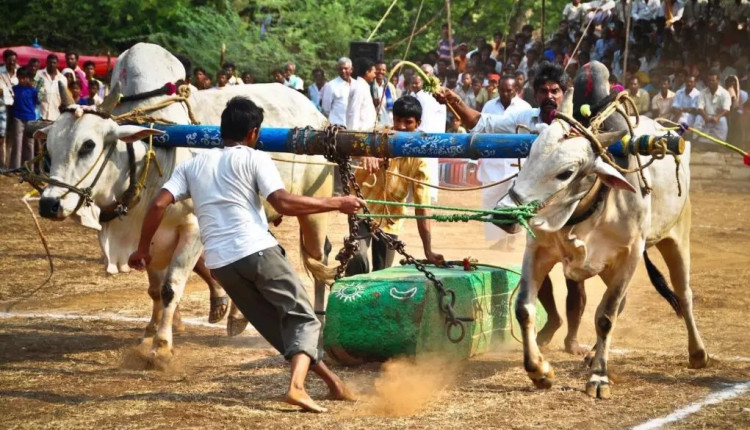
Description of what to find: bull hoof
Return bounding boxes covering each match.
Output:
[564,339,590,356]
[536,317,562,347]
[585,375,611,399]
[150,338,174,371]
[528,361,555,389]
[227,315,248,337]
[689,350,709,369]
[118,264,131,273]
[106,264,119,275]
[173,322,186,335]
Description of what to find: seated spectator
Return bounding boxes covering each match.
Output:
[627,75,652,114]
[694,72,731,142]
[671,75,701,125]
[650,77,676,118]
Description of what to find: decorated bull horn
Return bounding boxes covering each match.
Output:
[99,82,121,115]
[597,130,629,148]
[58,80,75,108]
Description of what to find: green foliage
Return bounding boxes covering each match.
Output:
[1,0,570,83]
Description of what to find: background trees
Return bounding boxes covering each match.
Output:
[0,0,566,82]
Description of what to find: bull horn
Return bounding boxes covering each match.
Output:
[99,82,121,115]
[560,88,574,116]
[23,120,55,139]
[58,81,75,108]
[597,130,629,148]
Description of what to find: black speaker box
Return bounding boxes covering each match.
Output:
[349,41,385,63]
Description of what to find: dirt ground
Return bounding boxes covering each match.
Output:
[1,174,749,430]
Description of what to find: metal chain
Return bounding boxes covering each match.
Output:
[320,125,471,343]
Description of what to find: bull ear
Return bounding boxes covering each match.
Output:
[33,124,54,140]
[115,125,165,143]
[592,158,637,193]
[597,130,628,147]
[560,88,574,116]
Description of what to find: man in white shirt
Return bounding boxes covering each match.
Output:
[128,97,362,413]
[0,49,19,168]
[435,62,588,354]
[650,77,676,118]
[671,75,701,125]
[478,76,531,246]
[562,0,585,25]
[283,62,304,91]
[307,68,326,111]
[34,54,67,121]
[694,72,732,142]
[346,57,377,131]
[411,71,446,203]
[372,61,397,126]
[321,57,352,126]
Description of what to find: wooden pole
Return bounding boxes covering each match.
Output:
[623,0,631,82]
[446,0,455,70]
[541,0,546,45]
[403,0,425,60]
[368,0,399,42]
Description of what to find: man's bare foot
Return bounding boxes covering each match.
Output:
[326,382,357,401]
[564,338,589,355]
[536,316,562,347]
[285,387,327,413]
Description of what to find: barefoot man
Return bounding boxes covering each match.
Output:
[129,96,360,412]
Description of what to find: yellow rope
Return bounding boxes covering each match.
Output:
[655,117,749,156]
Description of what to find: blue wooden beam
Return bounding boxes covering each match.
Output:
[150,124,683,159]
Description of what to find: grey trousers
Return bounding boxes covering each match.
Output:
[211,246,322,363]
[9,116,34,169]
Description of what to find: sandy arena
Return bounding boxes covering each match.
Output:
[1,173,749,429]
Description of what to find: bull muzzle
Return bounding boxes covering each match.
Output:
[39,196,64,219]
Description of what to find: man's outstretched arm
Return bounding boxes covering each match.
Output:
[128,189,176,270]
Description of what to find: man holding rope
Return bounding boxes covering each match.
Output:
[346,95,444,276]
[434,61,588,354]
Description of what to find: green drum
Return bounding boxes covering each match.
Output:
[322,265,547,365]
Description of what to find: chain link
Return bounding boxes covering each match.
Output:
[320,125,471,343]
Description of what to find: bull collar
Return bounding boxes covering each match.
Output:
[565,177,609,227]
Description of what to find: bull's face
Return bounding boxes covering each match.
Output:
[35,113,162,221]
[496,122,635,234]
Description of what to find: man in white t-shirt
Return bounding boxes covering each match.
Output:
[346,57,377,131]
[128,97,362,413]
[671,75,700,126]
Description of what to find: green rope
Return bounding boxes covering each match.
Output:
[361,199,540,237]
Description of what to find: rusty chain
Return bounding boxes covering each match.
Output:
[320,125,472,343]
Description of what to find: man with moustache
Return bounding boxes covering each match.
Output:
[435,61,588,354]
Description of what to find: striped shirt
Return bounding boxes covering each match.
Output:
[355,157,431,235]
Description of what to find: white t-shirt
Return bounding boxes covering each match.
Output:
[162,146,285,269]
[346,77,377,131]
[321,76,351,126]
[478,97,533,183]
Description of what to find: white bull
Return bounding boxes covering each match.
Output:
[35,43,334,362]
[495,62,708,399]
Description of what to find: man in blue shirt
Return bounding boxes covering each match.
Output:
[9,66,38,169]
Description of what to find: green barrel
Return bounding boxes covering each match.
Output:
[322,265,547,365]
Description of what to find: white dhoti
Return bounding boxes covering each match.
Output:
[478,159,518,242]
[693,116,728,142]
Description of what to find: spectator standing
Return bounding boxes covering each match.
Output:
[8,67,38,169]
[65,52,88,101]
[491,32,506,60]
[283,62,304,91]
[82,61,104,99]
[0,49,19,167]
[455,73,476,108]
[69,81,83,104]
[272,69,286,84]
[215,70,230,89]
[478,75,531,246]
[321,57,352,126]
[35,54,67,121]
[650,77,676,118]
[563,0,585,25]
[486,74,500,100]
[437,23,456,62]
[471,77,489,111]
[307,68,326,111]
[695,72,731,142]
[193,68,210,90]
[222,62,241,85]
[241,71,254,84]
[345,57,377,131]
[373,61,396,126]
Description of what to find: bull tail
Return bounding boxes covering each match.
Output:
[300,235,337,285]
[643,250,683,317]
